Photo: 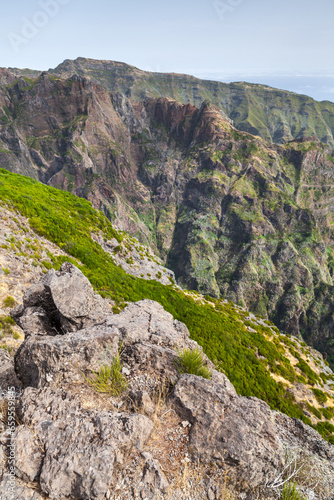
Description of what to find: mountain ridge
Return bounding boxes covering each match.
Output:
[4,56,334,145]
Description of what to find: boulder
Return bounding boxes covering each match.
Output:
[17,387,154,500]
[12,262,110,337]
[172,374,284,489]
[15,325,120,389]
[106,299,196,349]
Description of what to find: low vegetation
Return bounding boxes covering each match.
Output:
[281,483,307,500]
[175,348,212,379]
[85,355,128,396]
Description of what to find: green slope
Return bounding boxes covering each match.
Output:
[1,168,334,444]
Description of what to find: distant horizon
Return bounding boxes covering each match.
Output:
[1,0,333,103]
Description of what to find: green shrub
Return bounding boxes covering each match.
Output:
[176,348,212,379]
[312,388,328,404]
[2,296,16,308]
[281,482,307,500]
[85,355,128,396]
[0,316,15,337]
[2,267,10,275]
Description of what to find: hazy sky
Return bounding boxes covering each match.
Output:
[1,0,334,101]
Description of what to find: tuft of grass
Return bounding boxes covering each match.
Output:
[85,354,128,396]
[0,315,16,338]
[176,348,212,379]
[281,482,307,500]
[3,296,16,308]
[2,267,10,275]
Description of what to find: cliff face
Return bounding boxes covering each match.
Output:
[1,69,334,366]
[47,57,334,146]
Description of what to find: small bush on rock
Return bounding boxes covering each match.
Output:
[176,348,212,379]
[3,296,16,308]
[85,355,128,396]
[281,482,307,500]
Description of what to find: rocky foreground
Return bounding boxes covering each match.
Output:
[1,263,334,499]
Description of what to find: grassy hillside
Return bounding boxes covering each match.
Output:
[1,168,334,444]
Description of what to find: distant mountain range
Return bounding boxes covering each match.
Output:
[7,57,334,146]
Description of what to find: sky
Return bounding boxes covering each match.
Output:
[1,0,334,102]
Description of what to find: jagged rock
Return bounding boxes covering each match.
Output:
[17,387,154,500]
[172,374,284,489]
[0,475,48,499]
[274,412,334,494]
[106,300,196,349]
[14,306,57,338]
[12,262,110,337]
[0,349,21,393]
[14,325,120,389]
[14,426,43,482]
[137,452,169,499]
[7,268,334,498]
[128,391,155,415]
[43,262,110,330]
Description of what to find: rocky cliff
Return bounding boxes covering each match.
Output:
[1,69,334,367]
[47,58,334,146]
[1,263,334,499]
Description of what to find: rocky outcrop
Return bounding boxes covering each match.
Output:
[172,374,284,487]
[12,262,110,336]
[1,264,333,499]
[17,388,154,500]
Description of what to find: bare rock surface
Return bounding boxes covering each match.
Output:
[0,349,21,394]
[15,325,120,389]
[14,425,43,482]
[16,387,154,500]
[172,374,284,489]
[12,262,110,336]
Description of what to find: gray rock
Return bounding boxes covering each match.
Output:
[0,350,22,394]
[15,306,58,338]
[12,262,110,337]
[274,412,334,495]
[172,374,284,489]
[106,300,196,350]
[18,387,154,500]
[43,262,110,331]
[14,426,43,482]
[15,325,120,389]
[138,452,169,499]
[0,475,48,499]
